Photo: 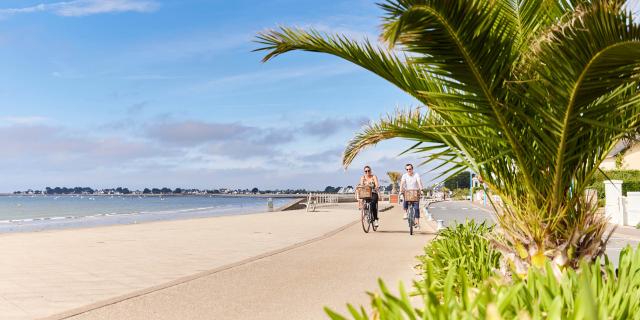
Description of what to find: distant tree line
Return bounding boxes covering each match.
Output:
[443,172,472,190]
[13,187,313,195]
[42,187,131,195]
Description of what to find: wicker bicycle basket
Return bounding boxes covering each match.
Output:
[404,190,419,202]
[356,186,372,199]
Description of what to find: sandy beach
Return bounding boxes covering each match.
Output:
[0,205,367,319]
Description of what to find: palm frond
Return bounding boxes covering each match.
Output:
[255,27,442,104]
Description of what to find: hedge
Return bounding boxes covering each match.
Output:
[587,170,640,199]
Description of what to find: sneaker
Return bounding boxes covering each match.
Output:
[373,220,379,227]
[403,212,407,219]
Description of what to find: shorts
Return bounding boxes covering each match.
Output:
[404,201,419,218]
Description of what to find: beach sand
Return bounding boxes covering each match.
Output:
[0,205,361,319]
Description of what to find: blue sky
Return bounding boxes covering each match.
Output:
[1,0,639,192]
[0,0,430,191]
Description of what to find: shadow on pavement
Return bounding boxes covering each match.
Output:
[374,230,436,235]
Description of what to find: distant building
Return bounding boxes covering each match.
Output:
[600,141,640,170]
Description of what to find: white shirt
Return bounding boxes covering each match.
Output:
[401,172,423,191]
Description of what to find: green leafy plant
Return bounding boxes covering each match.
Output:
[615,151,626,169]
[257,0,640,272]
[418,220,500,295]
[450,188,471,200]
[325,246,640,320]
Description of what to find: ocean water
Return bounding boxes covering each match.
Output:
[0,195,296,233]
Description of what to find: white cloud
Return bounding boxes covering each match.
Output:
[0,116,51,125]
[190,64,360,93]
[0,0,159,17]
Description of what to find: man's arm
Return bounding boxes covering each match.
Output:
[399,174,406,193]
[417,173,424,193]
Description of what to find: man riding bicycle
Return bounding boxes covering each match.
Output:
[400,163,423,228]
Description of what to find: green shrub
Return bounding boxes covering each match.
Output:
[417,220,500,295]
[326,246,640,320]
[451,188,471,200]
[588,170,640,199]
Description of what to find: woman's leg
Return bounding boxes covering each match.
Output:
[371,192,379,220]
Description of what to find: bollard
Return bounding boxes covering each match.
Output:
[436,219,445,230]
[424,206,432,221]
[267,197,274,212]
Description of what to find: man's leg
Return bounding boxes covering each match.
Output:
[402,199,408,219]
[413,202,420,226]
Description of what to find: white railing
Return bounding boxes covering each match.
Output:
[304,193,340,212]
[421,196,440,205]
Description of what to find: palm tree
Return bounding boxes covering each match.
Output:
[256,0,640,274]
[387,171,402,194]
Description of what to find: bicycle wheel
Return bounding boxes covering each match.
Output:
[361,203,371,233]
[408,204,414,235]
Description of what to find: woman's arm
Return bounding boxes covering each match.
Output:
[373,175,380,191]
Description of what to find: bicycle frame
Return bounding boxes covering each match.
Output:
[407,201,418,235]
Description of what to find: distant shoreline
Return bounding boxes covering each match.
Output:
[0,193,310,198]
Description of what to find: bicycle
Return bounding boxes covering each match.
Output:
[360,199,378,233]
[407,201,417,235]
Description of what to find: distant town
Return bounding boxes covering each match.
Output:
[9,185,372,196]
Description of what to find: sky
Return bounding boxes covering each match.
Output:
[0,0,638,192]
[0,0,429,192]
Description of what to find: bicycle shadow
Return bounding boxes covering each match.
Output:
[374,230,437,235]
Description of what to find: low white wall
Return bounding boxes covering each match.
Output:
[605,180,624,225]
[626,192,640,227]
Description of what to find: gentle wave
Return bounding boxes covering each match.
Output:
[0,196,293,229]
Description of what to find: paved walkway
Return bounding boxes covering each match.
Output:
[0,205,365,319]
[50,205,434,320]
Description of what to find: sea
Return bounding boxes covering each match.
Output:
[0,195,297,233]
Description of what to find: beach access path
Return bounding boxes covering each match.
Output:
[1,203,437,320]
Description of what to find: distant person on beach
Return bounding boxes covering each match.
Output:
[400,163,423,226]
[357,165,380,227]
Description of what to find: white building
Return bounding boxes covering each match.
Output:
[600,141,640,170]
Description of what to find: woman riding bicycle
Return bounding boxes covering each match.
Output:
[357,165,380,228]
